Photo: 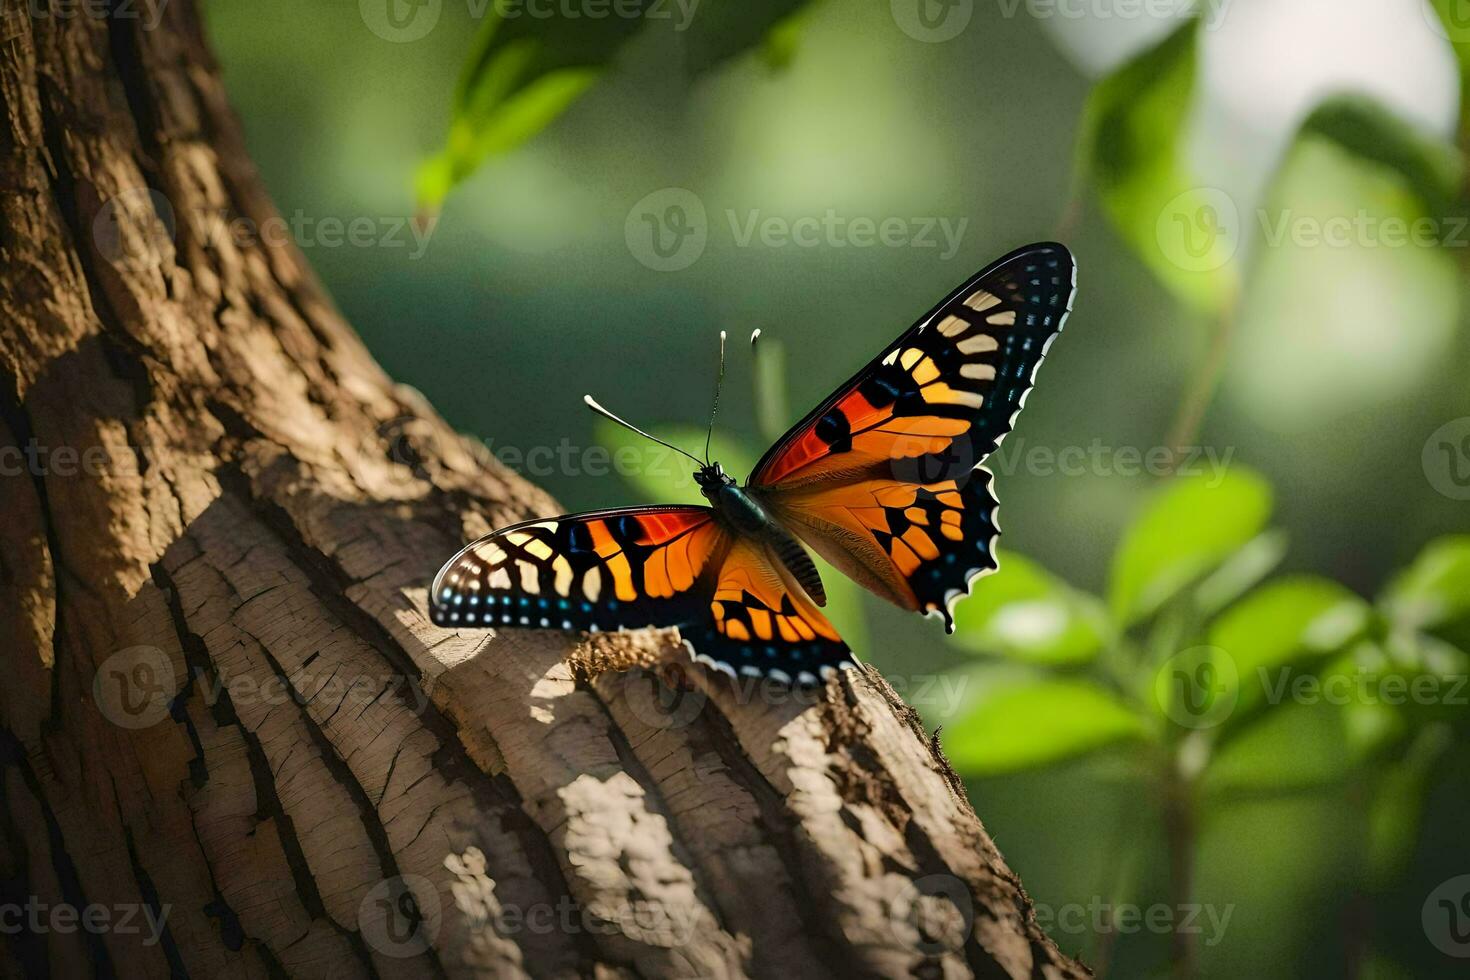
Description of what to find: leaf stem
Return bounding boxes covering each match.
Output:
[1163,288,1240,472]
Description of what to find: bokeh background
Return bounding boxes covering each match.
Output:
[208,0,1470,976]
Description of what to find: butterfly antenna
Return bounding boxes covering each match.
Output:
[583,395,705,467]
[703,331,727,465]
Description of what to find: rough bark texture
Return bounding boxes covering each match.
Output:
[0,2,1089,977]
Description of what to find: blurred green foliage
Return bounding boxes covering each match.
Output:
[211,0,1470,975]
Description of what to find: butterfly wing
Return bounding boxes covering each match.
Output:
[747,242,1076,630]
[430,506,726,633]
[683,535,854,685]
[430,506,855,684]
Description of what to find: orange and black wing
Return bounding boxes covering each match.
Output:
[430,506,726,634]
[747,243,1076,630]
[682,536,854,686]
[430,506,855,683]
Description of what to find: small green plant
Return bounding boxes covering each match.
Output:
[940,468,1469,975]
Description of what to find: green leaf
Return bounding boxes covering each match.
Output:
[1295,95,1462,217]
[1192,530,1289,618]
[1204,701,1353,798]
[1207,576,1371,715]
[1367,723,1452,887]
[420,3,633,210]
[597,421,756,506]
[951,554,1107,666]
[421,0,823,208]
[944,673,1147,776]
[1079,21,1238,313]
[681,0,817,75]
[1380,535,1470,633]
[1109,468,1272,626]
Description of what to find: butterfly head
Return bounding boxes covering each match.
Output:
[693,461,737,497]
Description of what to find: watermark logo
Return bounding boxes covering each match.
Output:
[889,874,975,955]
[1425,0,1470,44]
[1258,210,1470,251]
[1157,188,1240,273]
[93,649,432,729]
[625,187,708,272]
[889,433,978,487]
[986,437,1235,486]
[1034,897,1234,946]
[197,208,436,260]
[727,209,967,260]
[0,439,110,478]
[0,897,170,945]
[93,192,436,270]
[615,668,709,731]
[360,0,442,42]
[93,646,177,730]
[18,0,168,31]
[610,667,968,728]
[1423,874,1470,958]
[1155,645,1239,729]
[1259,666,1467,709]
[1423,417,1470,501]
[359,874,442,958]
[93,188,176,273]
[626,188,969,272]
[891,0,974,42]
[997,0,1233,30]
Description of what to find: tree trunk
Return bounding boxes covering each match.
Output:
[0,3,1088,977]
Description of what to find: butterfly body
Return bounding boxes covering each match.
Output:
[431,243,1077,685]
[695,461,828,605]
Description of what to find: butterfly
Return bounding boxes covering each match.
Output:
[430,243,1076,686]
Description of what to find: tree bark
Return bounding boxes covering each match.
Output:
[0,3,1089,977]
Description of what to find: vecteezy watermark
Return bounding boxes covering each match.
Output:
[1155,646,1240,730]
[93,188,177,273]
[486,435,713,485]
[471,892,701,945]
[1424,0,1470,45]
[359,875,442,958]
[1156,189,1470,272]
[987,437,1235,486]
[889,0,974,43]
[0,439,111,478]
[624,187,969,272]
[456,433,1236,489]
[15,0,168,31]
[888,875,975,955]
[91,190,434,272]
[195,209,436,261]
[1034,897,1235,947]
[1258,666,1468,709]
[1257,210,1470,251]
[891,0,1232,44]
[1156,188,1242,273]
[0,897,171,945]
[443,847,702,945]
[1424,417,1470,501]
[1424,875,1470,958]
[93,645,178,730]
[624,188,708,272]
[612,666,969,732]
[359,0,700,43]
[92,646,432,729]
